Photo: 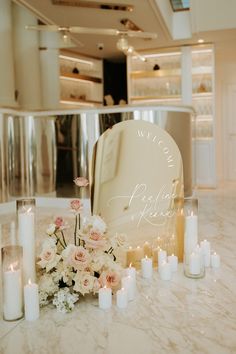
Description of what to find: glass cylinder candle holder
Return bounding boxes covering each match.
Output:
[183,198,205,278]
[16,198,36,284]
[1,245,24,321]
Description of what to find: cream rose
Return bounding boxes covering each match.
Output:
[73,272,95,295]
[62,244,90,270]
[99,270,120,289]
[38,240,61,272]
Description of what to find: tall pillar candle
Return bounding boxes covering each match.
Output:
[17,199,36,284]
[175,208,184,261]
[184,213,198,254]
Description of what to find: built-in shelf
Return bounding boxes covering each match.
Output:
[192,92,212,98]
[60,98,102,104]
[130,69,181,79]
[192,66,213,75]
[127,44,216,187]
[130,95,181,101]
[59,50,103,108]
[60,72,102,84]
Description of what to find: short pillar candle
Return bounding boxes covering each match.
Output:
[99,286,112,310]
[141,256,153,279]
[167,254,178,272]
[24,279,40,321]
[116,288,128,309]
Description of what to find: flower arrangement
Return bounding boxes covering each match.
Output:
[37,177,127,313]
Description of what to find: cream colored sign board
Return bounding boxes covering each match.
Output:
[91,120,184,256]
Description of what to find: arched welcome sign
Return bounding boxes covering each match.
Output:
[91,120,184,264]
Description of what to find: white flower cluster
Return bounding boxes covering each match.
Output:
[37,213,127,313]
[52,288,79,313]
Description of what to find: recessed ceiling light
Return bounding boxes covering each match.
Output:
[198,38,204,43]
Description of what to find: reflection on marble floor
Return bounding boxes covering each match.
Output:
[0,183,236,354]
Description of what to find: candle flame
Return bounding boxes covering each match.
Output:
[9,261,18,271]
[129,263,132,268]
[28,278,32,285]
[10,264,14,272]
[145,255,148,259]
[27,207,32,214]
[137,246,140,249]
[191,211,194,216]
[180,208,184,215]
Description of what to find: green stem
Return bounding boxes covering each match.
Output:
[61,230,67,247]
[107,246,114,254]
[74,215,78,246]
[54,233,66,249]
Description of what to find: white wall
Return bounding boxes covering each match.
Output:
[215,40,236,182]
[191,0,236,33]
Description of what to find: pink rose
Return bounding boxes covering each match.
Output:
[55,217,63,228]
[70,199,82,212]
[99,271,120,289]
[67,246,90,270]
[84,230,106,249]
[73,177,89,187]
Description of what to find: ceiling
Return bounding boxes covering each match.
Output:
[13,0,236,61]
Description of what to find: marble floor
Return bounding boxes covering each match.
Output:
[0,183,236,354]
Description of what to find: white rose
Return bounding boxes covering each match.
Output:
[73,272,95,295]
[52,262,73,286]
[38,274,58,295]
[83,215,107,234]
[46,223,56,236]
[38,245,61,272]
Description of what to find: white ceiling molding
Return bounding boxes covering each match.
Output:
[153,0,192,40]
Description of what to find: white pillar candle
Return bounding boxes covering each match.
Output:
[98,286,112,310]
[141,256,153,279]
[167,254,178,272]
[189,252,201,275]
[3,264,23,321]
[24,279,40,321]
[125,264,136,280]
[211,252,221,268]
[116,288,128,309]
[18,208,36,284]
[121,276,135,301]
[159,262,172,280]
[158,249,167,270]
[184,214,198,254]
[200,239,211,267]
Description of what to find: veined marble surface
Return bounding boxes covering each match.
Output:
[1,184,236,354]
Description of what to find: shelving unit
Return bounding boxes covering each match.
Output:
[59,50,103,107]
[127,50,182,104]
[127,45,216,188]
